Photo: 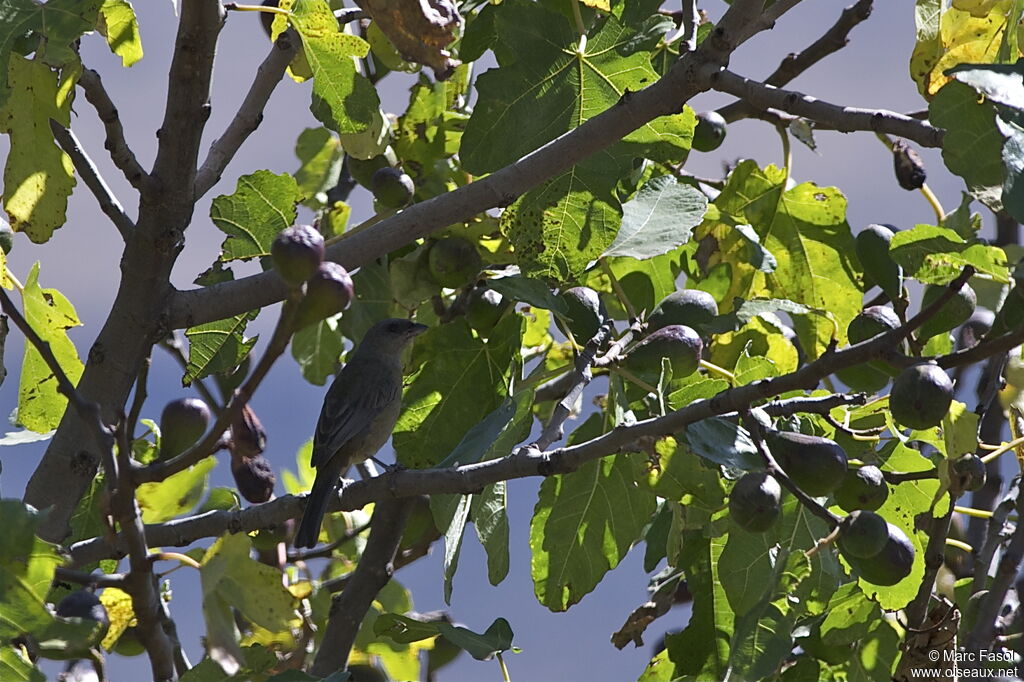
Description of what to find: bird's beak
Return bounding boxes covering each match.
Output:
[409,323,429,337]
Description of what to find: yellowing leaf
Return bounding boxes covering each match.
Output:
[98,0,143,67]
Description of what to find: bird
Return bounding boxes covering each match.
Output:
[294,318,428,549]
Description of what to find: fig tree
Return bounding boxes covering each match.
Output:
[889,362,953,430]
[765,430,848,497]
[160,397,211,460]
[855,224,900,297]
[465,286,511,333]
[427,237,482,288]
[557,286,605,343]
[729,471,782,532]
[847,523,915,586]
[296,262,355,329]
[271,224,324,286]
[621,324,703,380]
[371,166,415,208]
[917,282,977,341]
[834,465,888,512]
[951,454,986,493]
[647,290,718,334]
[692,111,727,152]
[837,510,888,558]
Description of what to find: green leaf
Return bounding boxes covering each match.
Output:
[376,614,515,661]
[0,500,62,642]
[18,263,83,433]
[183,310,258,385]
[684,418,761,470]
[291,314,343,386]
[394,316,521,469]
[99,0,143,67]
[485,275,568,315]
[293,127,342,208]
[211,170,301,262]
[0,55,76,243]
[136,457,216,523]
[337,258,397,343]
[943,399,979,460]
[602,176,707,259]
[530,414,657,611]
[819,582,877,646]
[471,481,510,587]
[288,0,380,134]
[636,435,726,529]
[888,224,1010,284]
[0,648,44,682]
[435,492,470,605]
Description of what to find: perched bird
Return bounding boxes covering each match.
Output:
[294,318,427,548]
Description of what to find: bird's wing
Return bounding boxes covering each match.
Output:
[310,357,400,468]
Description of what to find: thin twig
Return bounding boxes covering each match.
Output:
[127,354,151,440]
[158,334,223,412]
[77,68,149,190]
[54,567,126,589]
[905,493,955,628]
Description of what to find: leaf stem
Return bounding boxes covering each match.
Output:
[570,0,586,40]
[979,435,1024,464]
[599,258,638,321]
[954,505,993,519]
[497,652,512,682]
[699,358,735,384]
[224,2,290,15]
[945,537,973,553]
[919,183,945,224]
[609,365,660,395]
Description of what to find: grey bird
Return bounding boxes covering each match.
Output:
[294,318,428,549]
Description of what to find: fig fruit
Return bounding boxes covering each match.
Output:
[229,404,267,460]
[465,286,510,333]
[296,262,355,329]
[1006,346,1024,389]
[889,362,953,430]
[348,148,398,188]
[837,510,889,558]
[917,282,977,341]
[427,237,482,288]
[846,523,915,586]
[855,224,901,298]
[958,309,994,349]
[765,430,848,497]
[160,397,212,460]
[893,139,926,190]
[835,364,890,393]
[231,453,276,504]
[0,218,13,254]
[847,306,901,344]
[692,111,727,152]
[271,224,325,286]
[951,454,986,493]
[729,471,782,532]
[557,286,605,343]
[371,166,415,208]
[834,465,888,512]
[647,290,718,334]
[621,324,703,380]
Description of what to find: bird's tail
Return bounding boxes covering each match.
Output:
[294,470,341,549]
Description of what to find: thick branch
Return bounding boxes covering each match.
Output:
[711,69,945,148]
[50,121,135,240]
[310,498,412,676]
[77,68,149,190]
[194,30,298,198]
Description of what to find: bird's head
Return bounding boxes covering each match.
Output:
[359,318,429,355]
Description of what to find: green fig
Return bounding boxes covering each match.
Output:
[465,286,511,334]
[835,465,889,512]
[622,324,703,380]
[837,510,889,558]
[729,472,782,532]
[917,283,977,341]
[847,306,901,344]
[371,166,415,208]
[296,262,355,329]
[951,454,986,493]
[160,397,211,460]
[557,286,605,343]
[846,523,915,586]
[889,362,953,430]
[855,224,901,298]
[271,224,325,286]
[692,111,727,152]
[648,290,718,334]
[348,147,398,188]
[765,430,848,497]
[427,237,482,288]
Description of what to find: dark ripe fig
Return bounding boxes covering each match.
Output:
[837,510,889,558]
[835,465,889,512]
[231,453,276,504]
[465,286,510,333]
[427,237,482,288]
[230,404,267,459]
[957,308,994,349]
[55,590,109,629]
[855,224,901,298]
[271,224,325,286]
[765,430,848,497]
[729,472,782,532]
[847,306,901,344]
[648,289,718,334]
[846,523,915,586]
[889,362,953,430]
[951,454,987,493]
[893,139,926,190]
[296,262,355,329]
[0,218,13,254]
[371,166,415,208]
[348,148,398,188]
[160,397,212,460]
[622,324,703,380]
[557,286,605,343]
[692,111,727,152]
[917,282,977,341]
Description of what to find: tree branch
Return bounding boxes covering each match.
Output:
[194,30,299,198]
[710,69,945,148]
[77,68,149,190]
[49,120,135,240]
